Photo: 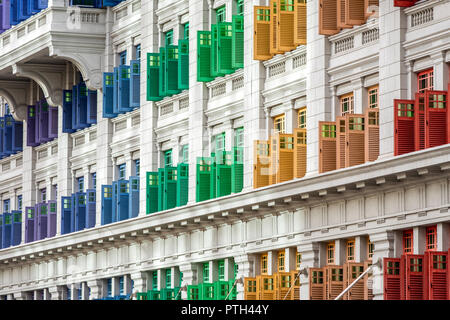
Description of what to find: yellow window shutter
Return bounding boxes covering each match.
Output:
[270,0,283,55]
[294,0,307,46]
[277,0,296,52]
[254,6,273,61]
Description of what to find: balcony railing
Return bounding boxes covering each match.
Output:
[329,23,379,57]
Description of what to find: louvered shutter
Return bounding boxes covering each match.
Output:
[319,0,340,35]
[294,0,307,46]
[197,31,214,82]
[159,47,168,97]
[325,265,344,300]
[118,65,131,112]
[71,85,79,130]
[117,180,129,221]
[163,167,178,210]
[394,0,417,7]
[277,133,294,183]
[10,0,19,26]
[4,115,13,155]
[196,157,212,202]
[101,185,113,225]
[26,105,38,147]
[394,99,415,156]
[277,0,296,52]
[363,260,374,300]
[343,262,365,300]
[61,196,73,234]
[218,22,234,75]
[111,181,119,222]
[0,117,4,158]
[158,168,164,212]
[424,251,448,300]
[25,207,35,243]
[231,146,244,193]
[210,153,217,199]
[129,59,140,109]
[11,210,21,246]
[364,108,379,162]
[86,189,96,228]
[87,89,97,124]
[178,39,189,90]
[254,6,272,61]
[75,192,87,231]
[177,163,189,207]
[37,203,48,240]
[211,25,221,77]
[253,140,270,188]
[102,72,117,118]
[309,268,325,300]
[274,272,292,300]
[336,116,346,169]
[404,254,425,300]
[383,257,401,300]
[113,67,120,113]
[2,213,11,248]
[12,119,23,152]
[39,100,50,143]
[258,275,275,300]
[244,277,258,300]
[270,0,283,55]
[62,90,73,132]
[232,15,244,69]
[147,53,162,101]
[345,114,365,168]
[48,106,58,139]
[290,270,301,300]
[345,0,365,25]
[0,0,11,31]
[166,45,180,95]
[129,177,139,219]
[269,135,278,185]
[77,83,88,129]
[414,93,426,152]
[216,151,232,197]
[364,0,379,19]
[319,121,337,173]
[146,172,159,214]
[425,91,447,149]
[337,0,352,29]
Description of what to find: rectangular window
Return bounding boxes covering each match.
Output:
[234,127,244,147]
[17,195,22,211]
[298,107,306,128]
[215,133,226,154]
[218,260,225,281]
[278,251,285,272]
[53,185,58,200]
[203,263,210,283]
[164,150,172,167]
[119,51,127,66]
[368,85,379,109]
[426,226,437,251]
[273,114,286,134]
[181,145,189,163]
[107,279,112,297]
[152,272,158,290]
[237,0,244,15]
[327,242,335,265]
[119,276,124,295]
[165,269,171,288]
[403,229,413,254]
[417,68,433,93]
[135,44,141,60]
[3,199,10,213]
[367,238,374,260]
[77,177,84,192]
[40,188,47,202]
[135,160,140,176]
[165,30,173,46]
[4,103,10,115]
[234,263,238,279]
[118,164,126,180]
[216,6,226,23]
[346,239,355,262]
[296,252,302,270]
[183,23,189,39]
[340,93,354,115]
[261,254,268,274]
[67,287,71,300]
[92,173,96,189]
[78,287,82,300]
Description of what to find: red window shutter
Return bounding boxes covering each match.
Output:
[383,257,402,300]
[448,84,450,144]
[336,116,346,169]
[364,108,379,162]
[394,99,415,156]
[319,121,337,173]
[319,0,340,36]
[424,251,448,300]
[404,254,425,300]
[425,90,447,149]
[414,93,426,151]
[394,0,417,7]
[345,114,365,168]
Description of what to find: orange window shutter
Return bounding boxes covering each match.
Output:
[364,0,379,19]
[270,0,283,55]
[290,270,301,300]
[336,116,346,169]
[254,6,273,61]
[325,265,344,300]
[345,0,366,25]
[343,262,365,300]
[274,272,292,300]
[293,128,307,179]
[364,108,379,162]
[277,133,294,183]
[345,114,366,168]
[253,140,270,189]
[337,0,352,29]
[319,0,340,36]
[294,0,307,46]
[277,0,296,52]
[244,277,257,300]
[259,275,275,300]
[309,268,325,300]
[269,135,278,185]
[319,121,337,173]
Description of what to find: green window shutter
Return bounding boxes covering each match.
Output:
[165,30,173,46]
[178,39,189,90]
[166,269,172,288]
[218,260,225,281]
[152,272,158,290]
[146,53,162,101]
[159,47,167,97]
[232,146,244,193]
[184,23,189,39]
[197,31,214,82]
[218,22,234,75]
[210,24,224,78]
[210,153,217,199]
[216,5,226,23]
[203,263,210,283]
[176,163,189,207]
[187,285,199,300]
[215,132,226,153]
[146,172,159,214]
[237,0,244,15]
[163,166,178,211]
[165,45,180,95]
[158,168,165,212]
[232,15,244,70]
[216,151,233,197]
[164,149,172,167]
[196,157,212,202]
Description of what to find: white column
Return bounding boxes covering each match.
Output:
[130,271,149,298]
[179,263,198,300]
[413,226,425,254]
[431,51,448,91]
[285,247,297,272]
[335,239,346,265]
[224,258,235,281]
[285,101,296,134]
[297,242,320,300]
[87,280,103,300]
[352,77,364,114]
[234,254,256,300]
[355,236,368,263]
[369,231,395,300]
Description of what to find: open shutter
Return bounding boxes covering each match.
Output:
[336,116,346,169]
[38,100,50,143]
[254,6,272,61]
[25,207,35,243]
[165,45,180,95]
[309,268,325,300]
[26,105,38,147]
[324,265,344,300]
[163,167,178,210]
[343,262,365,300]
[277,0,296,52]
[12,119,23,152]
[129,59,140,109]
[37,203,48,240]
[383,257,401,300]
[71,85,79,130]
[113,67,120,114]
[77,83,88,129]
[211,24,223,78]
[118,65,131,113]
[159,47,167,97]
[61,196,73,234]
[403,254,425,300]
[364,108,379,162]
[146,172,159,214]
[197,31,214,82]
[0,0,11,32]
[414,94,426,152]
[158,168,165,212]
[345,114,365,168]
[244,277,257,300]
[147,53,162,101]
[394,99,415,156]
[319,121,337,173]
[218,22,234,75]
[364,0,379,19]
[117,180,130,221]
[63,90,74,132]
[47,200,57,238]
[10,0,18,26]
[270,0,283,55]
[196,157,213,202]
[424,251,448,300]
[11,210,22,246]
[345,0,365,25]
[253,140,270,188]
[216,151,233,197]
[319,0,340,36]
[394,0,417,7]
[101,185,113,225]
[178,39,189,90]
[232,146,244,193]
[232,15,244,69]
[75,192,87,231]
[35,101,41,144]
[86,189,96,228]
[0,117,4,158]
[48,106,58,139]
[337,0,352,29]
[177,163,189,207]
[274,272,292,300]
[2,213,12,248]
[277,133,294,183]
[4,115,13,155]
[269,135,278,185]
[210,154,217,199]
[129,177,139,218]
[87,89,97,124]
[103,73,117,118]
[294,0,307,46]
[363,260,374,300]
[425,90,447,149]
[112,181,119,222]
[257,275,275,300]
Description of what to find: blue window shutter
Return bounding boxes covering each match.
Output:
[48,106,58,139]
[4,115,13,155]
[87,89,97,124]
[130,60,140,109]
[2,213,12,248]
[12,120,23,153]
[25,206,35,243]
[112,181,118,223]
[118,65,131,113]
[75,192,86,231]
[129,176,139,219]
[71,85,79,130]
[102,72,117,118]
[113,67,120,114]
[101,185,113,225]
[86,189,96,228]
[11,210,21,246]
[10,0,19,26]
[61,196,72,235]
[63,90,75,133]
[117,180,130,221]
[47,200,57,238]
[77,83,88,129]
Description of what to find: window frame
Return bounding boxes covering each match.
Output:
[261,253,268,275]
[119,50,127,66]
[403,229,413,254]
[326,242,335,265]
[417,68,434,93]
[273,114,286,134]
[118,164,126,180]
[368,85,379,109]
[278,251,285,272]
[340,93,354,115]
[426,225,437,251]
[297,107,306,129]
[346,239,355,262]
[165,29,174,46]
[216,5,226,23]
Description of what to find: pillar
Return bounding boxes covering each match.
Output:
[369,231,395,300]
